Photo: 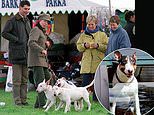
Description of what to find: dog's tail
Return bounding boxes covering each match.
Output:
[84,80,94,89]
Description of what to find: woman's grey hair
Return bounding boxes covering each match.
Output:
[86,15,98,24]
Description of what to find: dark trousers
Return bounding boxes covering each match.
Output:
[81,73,98,101]
[32,66,51,107]
[12,64,28,105]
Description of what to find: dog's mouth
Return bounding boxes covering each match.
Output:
[125,73,133,78]
[120,68,134,78]
[57,83,61,87]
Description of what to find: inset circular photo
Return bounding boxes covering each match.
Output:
[94,48,154,115]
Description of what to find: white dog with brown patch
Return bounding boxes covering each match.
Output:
[53,80,94,113]
[109,51,141,115]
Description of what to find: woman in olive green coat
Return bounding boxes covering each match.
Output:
[76,15,108,101]
[28,13,51,108]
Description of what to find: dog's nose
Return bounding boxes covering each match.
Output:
[54,94,56,96]
[128,70,133,73]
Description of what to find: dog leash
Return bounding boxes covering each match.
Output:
[123,101,135,115]
[46,68,58,85]
[66,80,74,85]
[143,107,154,115]
[123,100,154,115]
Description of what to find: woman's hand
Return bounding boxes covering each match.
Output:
[45,40,51,48]
[84,42,90,48]
[45,39,53,48]
[90,43,99,49]
[41,50,47,55]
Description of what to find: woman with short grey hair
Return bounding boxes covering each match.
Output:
[76,15,108,101]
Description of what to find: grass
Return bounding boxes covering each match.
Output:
[0,88,110,115]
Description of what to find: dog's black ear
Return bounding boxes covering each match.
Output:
[114,50,122,60]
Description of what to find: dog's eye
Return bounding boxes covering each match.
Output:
[130,57,136,64]
[122,61,127,65]
[120,59,127,65]
[118,56,127,65]
[131,59,136,64]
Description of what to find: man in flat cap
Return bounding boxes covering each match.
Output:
[28,13,53,108]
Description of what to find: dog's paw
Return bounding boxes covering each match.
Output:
[44,109,48,112]
[75,106,82,111]
[64,108,70,113]
[64,110,68,113]
[43,105,46,108]
[74,107,79,111]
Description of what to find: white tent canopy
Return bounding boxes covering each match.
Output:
[0,0,109,51]
[88,0,135,12]
[0,0,108,16]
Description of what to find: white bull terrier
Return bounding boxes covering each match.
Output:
[109,51,141,115]
[36,79,57,112]
[53,80,94,113]
[55,77,82,111]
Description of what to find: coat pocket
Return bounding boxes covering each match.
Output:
[10,47,26,60]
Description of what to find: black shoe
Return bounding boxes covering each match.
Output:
[22,102,29,106]
[93,99,98,102]
[34,104,44,108]
[15,103,23,106]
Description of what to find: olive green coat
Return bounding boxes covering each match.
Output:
[76,31,108,74]
[28,26,48,68]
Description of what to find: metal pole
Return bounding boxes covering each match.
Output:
[109,0,112,16]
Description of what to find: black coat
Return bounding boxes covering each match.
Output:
[124,21,136,48]
[2,13,31,64]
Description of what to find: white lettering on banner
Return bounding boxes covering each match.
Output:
[46,0,66,7]
[1,0,21,8]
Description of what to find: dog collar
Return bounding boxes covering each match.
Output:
[66,80,74,85]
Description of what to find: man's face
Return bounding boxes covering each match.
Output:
[19,5,30,17]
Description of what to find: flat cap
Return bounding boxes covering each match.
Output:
[38,13,51,21]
